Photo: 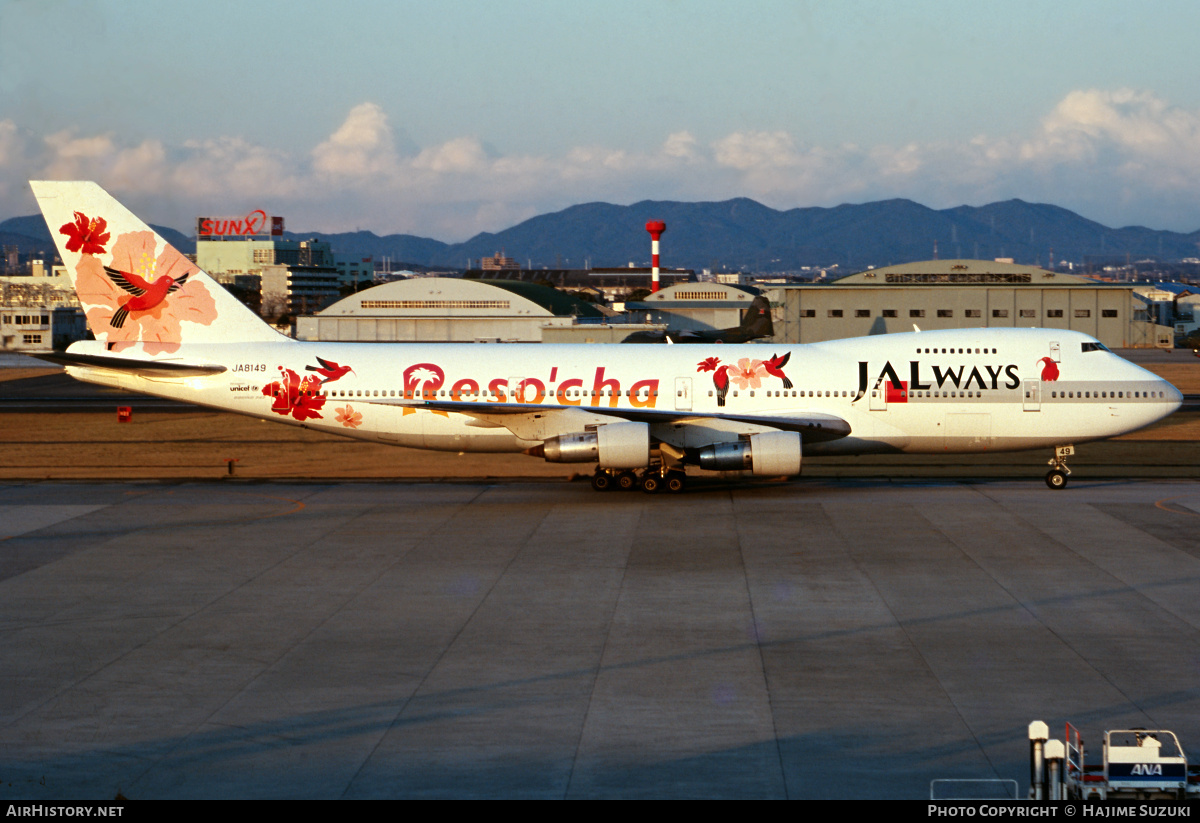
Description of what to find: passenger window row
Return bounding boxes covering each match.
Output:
[1050,390,1165,399]
[916,347,999,354]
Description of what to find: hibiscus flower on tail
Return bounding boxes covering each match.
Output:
[59,212,110,255]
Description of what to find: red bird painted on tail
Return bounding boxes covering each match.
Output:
[1038,357,1060,381]
[306,356,355,384]
[104,265,189,329]
[763,352,793,388]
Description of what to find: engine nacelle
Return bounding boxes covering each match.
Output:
[697,431,802,476]
[541,422,651,469]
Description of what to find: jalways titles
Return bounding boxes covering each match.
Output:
[856,360,1021,401]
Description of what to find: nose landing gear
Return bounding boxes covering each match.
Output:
[1045,445,1074,490]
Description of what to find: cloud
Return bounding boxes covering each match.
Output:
[173,137,299,199]
[1020,89,1200,182]
[312,102,398,179]
[412,137,489,174]
[40,130,119,179]
[712,130,800,171]
[694,90,1200,229]
[10,90,1200,238]
[662,131,699,161]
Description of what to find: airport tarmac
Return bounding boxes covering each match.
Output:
[3,478,1200,799]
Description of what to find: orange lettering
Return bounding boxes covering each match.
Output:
[450,378,479,400]
[591,367,621,408]
[488,378,507,403]
[556,378,582,406]
[630,379,659,408]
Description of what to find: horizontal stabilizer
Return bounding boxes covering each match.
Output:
[32,350,226,377]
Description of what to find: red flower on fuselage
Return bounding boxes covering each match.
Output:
[262,367,326,421]
[697,356,731,405]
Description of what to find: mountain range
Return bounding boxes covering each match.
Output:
[5,197,1200,272]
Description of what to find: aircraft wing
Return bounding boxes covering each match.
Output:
[392,397,851,443]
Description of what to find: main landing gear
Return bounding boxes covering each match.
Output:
[1045,445,1074,490]
[592,466,687,494]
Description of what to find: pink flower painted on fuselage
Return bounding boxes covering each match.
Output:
[335,405,363,429]
[728,357,766,390]
[74,229,215,354]
[59,212,111,255]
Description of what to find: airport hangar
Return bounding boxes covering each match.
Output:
[621,282,763,332]
[293,276,654,344]
[763,259,1173,349]
[289,259,1174,349]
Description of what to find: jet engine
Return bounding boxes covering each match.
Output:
[697,431,802,476]
[540,421,651,468]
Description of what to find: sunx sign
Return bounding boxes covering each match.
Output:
[197,211,284,238]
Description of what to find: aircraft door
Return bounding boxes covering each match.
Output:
[509,376,535,403]
[1049,341,1060,362]
[869,377,887,411]
[1023,379,1041,411]
[675,377,693,411]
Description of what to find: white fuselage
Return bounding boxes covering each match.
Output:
[64,327,1182,460]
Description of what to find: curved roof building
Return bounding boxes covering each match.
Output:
[296,277,602,343]
[626,282,762,332]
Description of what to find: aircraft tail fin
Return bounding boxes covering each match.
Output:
[30,181,286,353]
[739,294,774,339]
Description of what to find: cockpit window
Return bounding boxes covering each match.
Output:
[1081,342,1109,353]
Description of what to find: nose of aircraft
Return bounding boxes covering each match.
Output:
[1162,379,1184,414]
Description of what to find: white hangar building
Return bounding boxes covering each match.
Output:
[295,277,607,343]
[624,282,762,331]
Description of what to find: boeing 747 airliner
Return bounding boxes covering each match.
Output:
[30,181,1183,492]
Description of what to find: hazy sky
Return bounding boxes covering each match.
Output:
[4,0,1200,240]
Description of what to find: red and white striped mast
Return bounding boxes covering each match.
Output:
[645,220,666,293]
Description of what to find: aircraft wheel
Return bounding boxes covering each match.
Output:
[640,473,662,494]
[591,472,613,492]
[1045,469,1068,490]
[665,472,687,493]
[616,471,639,492]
